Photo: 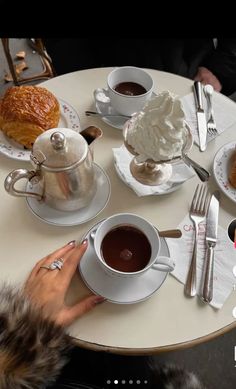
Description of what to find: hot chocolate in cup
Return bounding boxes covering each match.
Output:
[107,67,154,116]
[93,213,175,279]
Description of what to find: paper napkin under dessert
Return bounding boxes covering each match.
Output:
[167,213,236,309]
[113,145,195,196]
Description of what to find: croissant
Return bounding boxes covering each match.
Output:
[0,85,60,149]
[229,152,236,189]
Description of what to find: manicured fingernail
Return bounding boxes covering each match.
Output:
[94,296,106,305]
[82,239,88,245]
[67,240,76,246]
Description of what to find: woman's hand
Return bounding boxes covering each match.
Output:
[24,240,105,327]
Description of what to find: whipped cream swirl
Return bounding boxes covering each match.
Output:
[126,91,187,162]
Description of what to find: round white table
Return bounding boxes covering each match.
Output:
[1,68,236,354]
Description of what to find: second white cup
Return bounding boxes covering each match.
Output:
[107,66,154,116]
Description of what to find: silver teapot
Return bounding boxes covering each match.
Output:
[4,127,102,211]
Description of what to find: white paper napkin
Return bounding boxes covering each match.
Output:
[113,145,195,196]
[180,93,236,147]
[167,213,236,309]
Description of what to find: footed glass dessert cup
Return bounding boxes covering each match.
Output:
[123,115,194,186]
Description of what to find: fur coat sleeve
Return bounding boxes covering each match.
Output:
[0,284,73,389]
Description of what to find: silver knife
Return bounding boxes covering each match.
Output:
[201,190,220,303]
[193,81,208,152]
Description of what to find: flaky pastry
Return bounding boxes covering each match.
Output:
[0,85,60,149]
[229,152,236,189]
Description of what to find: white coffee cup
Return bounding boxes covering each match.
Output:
[106,66,154,116]
[93,213,175,279]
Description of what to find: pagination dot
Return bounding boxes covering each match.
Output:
[233,265,236,277]
[232,306,236,319]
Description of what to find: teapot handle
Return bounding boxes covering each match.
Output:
[4,169,42,200]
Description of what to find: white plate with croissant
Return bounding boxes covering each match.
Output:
[0,86,81,162]
[213,141,236,203]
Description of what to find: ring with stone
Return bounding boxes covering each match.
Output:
[40,258,64,271]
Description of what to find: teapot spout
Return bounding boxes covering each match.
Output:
[80,126,103,161]
[80,126,103,145]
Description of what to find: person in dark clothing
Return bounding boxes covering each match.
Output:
[43,38,236,96]
[0,240,206,389]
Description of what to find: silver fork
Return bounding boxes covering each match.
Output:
[204,84,218,136]
[184,184,208,297]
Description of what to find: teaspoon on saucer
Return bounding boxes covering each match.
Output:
[90,228,182,240]
[85,110,131,119]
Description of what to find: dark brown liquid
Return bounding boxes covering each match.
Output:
[114,82,147,96]
[101,225,151,272]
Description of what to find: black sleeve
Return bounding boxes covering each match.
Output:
[202,38,236,95]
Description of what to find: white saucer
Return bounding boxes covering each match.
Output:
[213,141,236,203]
[79,220,169,304]
[0,98,81,162]
[94,88,156,130]
[26,163,111,226]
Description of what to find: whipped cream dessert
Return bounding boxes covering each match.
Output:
[126,91,187,162]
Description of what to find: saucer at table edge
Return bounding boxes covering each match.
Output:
[26,163,111,226]
[94,88,157,130]
[213,141,236,203]
[79,220,169,304]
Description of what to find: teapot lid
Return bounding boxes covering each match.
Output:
[32,128,88,168]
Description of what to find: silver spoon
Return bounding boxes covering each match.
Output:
[90,228,182,240]
[181,153,210,182]
[85,110,131,119]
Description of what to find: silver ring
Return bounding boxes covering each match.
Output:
[40,258,64,271]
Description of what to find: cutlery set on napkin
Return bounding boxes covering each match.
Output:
[167,184,236,309]
[184,185,220,303]
[181,82,236,149]
[193,81,219,151]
